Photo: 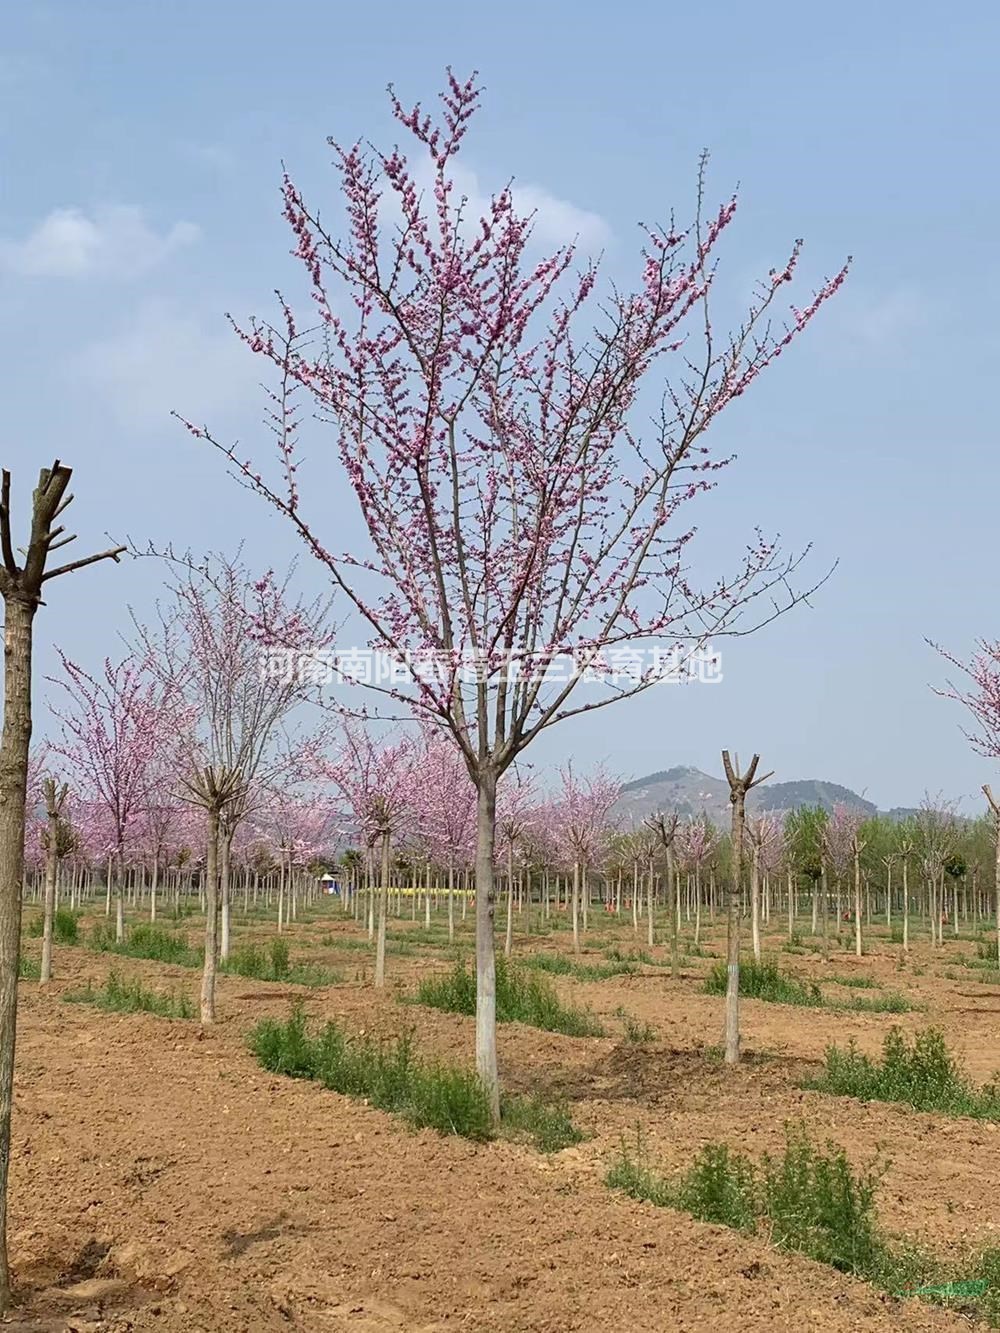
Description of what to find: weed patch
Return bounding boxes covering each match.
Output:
[416,956,603,1037]
[806,1027,1000,1120]
[64,970,194,1018]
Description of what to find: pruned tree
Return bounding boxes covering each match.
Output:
[721,751,772,1064]
[0,461,123,1313]
[185,72,846,1118]
[645,809,679,969]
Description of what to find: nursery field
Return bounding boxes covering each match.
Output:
[9,902,1000,1333]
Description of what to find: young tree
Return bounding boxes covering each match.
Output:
[721,752,772,1063]
[934,641,1000,962]
[784,805,827,935]
[644,809,679,967]
[0,462,123,1314]
[186,73,846,1116]
[326,725,414,986]
[677,815,716,946]
[39,776,69,984]
[134,552,329,1019]
[557,766,620,954]
[49,653,171,944]
[411,731,476,941]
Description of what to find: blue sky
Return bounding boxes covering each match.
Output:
[2,0,997,811]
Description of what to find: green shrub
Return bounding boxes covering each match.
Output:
[845,990,916,1014]
[269,937,291,978]
[615,1007,657,1043]
[17,955,40,979]
[674,1143,759,1231]
[807,1027,1000,1120]
[500,1094,584,1153]
[261,1011,490,1140]
[522,952,634,982]
[221,941,339,987]
[89,921,202,967]
[608,1125,884,1274]
[416,955,603,1037]
[761,1125,885,1274]
[25,906,79,942]
[704,957,823,1007]
[64,970,193,1018]
[610,1123,1000,1324]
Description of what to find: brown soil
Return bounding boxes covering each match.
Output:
[6,910,999,1331]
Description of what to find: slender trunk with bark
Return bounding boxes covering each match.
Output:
[474,772,499,1124]
[374,829,390,988]
[200,806,221,1023]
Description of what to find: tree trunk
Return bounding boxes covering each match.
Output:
[504,842,514,959]
[854,844,863,957]
[447,859,455,943]
[750,842,761,961]
[571,858,580,954]
[115,853,125,944]
[200,806,221,1023]
[374,829,389,988]
[150,851,159,923]
[902,858,910,953]
[0,595,34,1307]
[40,810,59,986]
[219,830,232,961]
[474,772,499,1124]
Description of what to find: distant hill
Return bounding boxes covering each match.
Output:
[615,766,905,827]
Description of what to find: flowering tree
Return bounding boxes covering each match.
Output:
[682,816,718,946]
[556,766,620,953]
[186,72,847,1116]
[412,730,476,940]
[326,725,414,985]
[48,653,173,943]
[133,551,330,1020]
[496,773,537,957]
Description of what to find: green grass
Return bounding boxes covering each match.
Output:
[64,970,194,1018]
[607,1123,1000,1323]
[220,939,341,987]
[704,958,915,1013]
[17,955,40,979]
[250,1005,582,1150]
[844,991,916,1013]
[614,1007,657,1043]
[522,952,636,982]
[499,1094,584,1153]
[604,945,669,968]
[806,1027,1000,1120]
[827,973,881,989]
[25,906,79,943]
[705,957,823,1007]
[89,921,202,968]
[415,955,604,1037]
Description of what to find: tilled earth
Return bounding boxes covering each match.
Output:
[7,909,1000,1331]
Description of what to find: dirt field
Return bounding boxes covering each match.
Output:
[7,904,1000,1332]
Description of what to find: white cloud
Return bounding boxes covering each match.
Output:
[0,205,198,279]
[413,158,611,254]
[74,303,255,429]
